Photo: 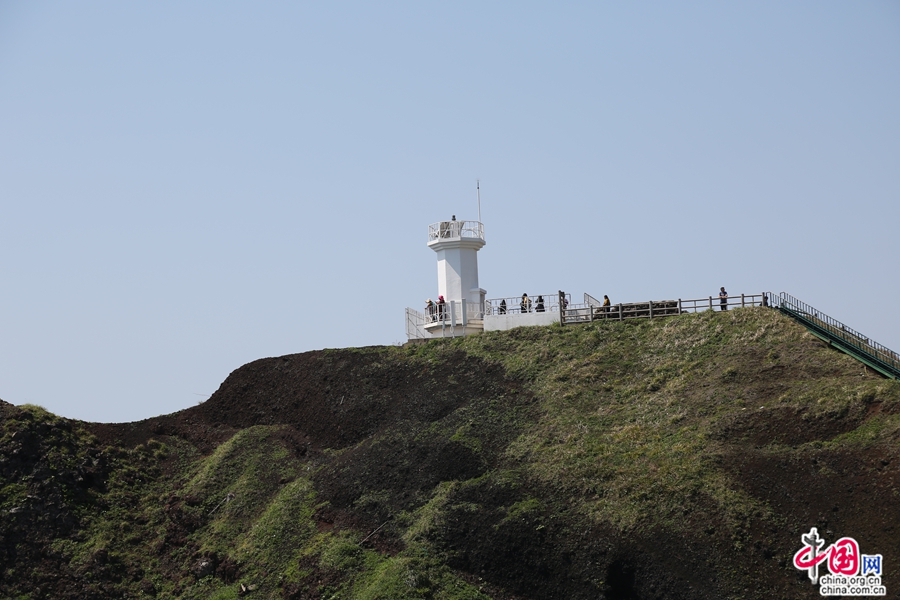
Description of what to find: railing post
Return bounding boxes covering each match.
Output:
[678,298,682,314]
[619,303,623,321]
[558,290,566,326]
[649,300,653,319]
[709,296,713,310]
[741,294,745,308]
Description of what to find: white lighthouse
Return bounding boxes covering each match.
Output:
[405,209,569,341]
[415,216,486,337]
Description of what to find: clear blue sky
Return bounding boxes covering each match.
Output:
[2,2,898,423]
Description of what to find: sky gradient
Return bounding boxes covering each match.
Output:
[2,2,898,422]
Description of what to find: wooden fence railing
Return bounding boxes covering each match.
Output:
[559,293,767,325]
[558,289,899,380]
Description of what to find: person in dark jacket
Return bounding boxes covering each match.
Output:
[535,295,545,312]
[520,293,531,314]
[719,287,728,311]
[499,299,507,315]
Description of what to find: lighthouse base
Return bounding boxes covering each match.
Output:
[423,319,484,338]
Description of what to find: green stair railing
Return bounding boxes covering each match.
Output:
[767,292,900,380]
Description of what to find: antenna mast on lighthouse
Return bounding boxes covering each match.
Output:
[476,179,482,223]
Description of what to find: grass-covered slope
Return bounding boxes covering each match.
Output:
[1,307,898,599]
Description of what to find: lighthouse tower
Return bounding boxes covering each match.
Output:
[423,216,486,337]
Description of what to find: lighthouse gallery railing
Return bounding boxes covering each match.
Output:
[427,220,484,243]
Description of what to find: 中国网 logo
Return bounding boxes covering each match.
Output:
[792,527,885,596]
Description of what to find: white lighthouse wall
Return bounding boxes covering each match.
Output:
[436,250,460,301]
[436,246,481,304]
[435,253,453,300]
[459,249,481,304]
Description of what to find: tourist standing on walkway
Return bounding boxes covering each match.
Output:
[719,287,728,311]
[536,295,545,312]
[603,295,611,312]
[520,293,532,314]
[438,295,446,320]
[426,299,436,322]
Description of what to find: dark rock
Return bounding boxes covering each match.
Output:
[193,559,215,579]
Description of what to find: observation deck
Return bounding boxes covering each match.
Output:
[427,219,485,248]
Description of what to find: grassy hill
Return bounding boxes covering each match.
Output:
[2,307,898,599]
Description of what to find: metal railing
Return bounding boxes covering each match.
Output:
[427,219,484,243]
[485,293,571,316]
[406,307,430,339]
[423,300,484,323]
[406,299,486,339]
[767,292,900,378]
[585,293,604,307]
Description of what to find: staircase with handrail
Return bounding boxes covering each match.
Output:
[766,292,900,380]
